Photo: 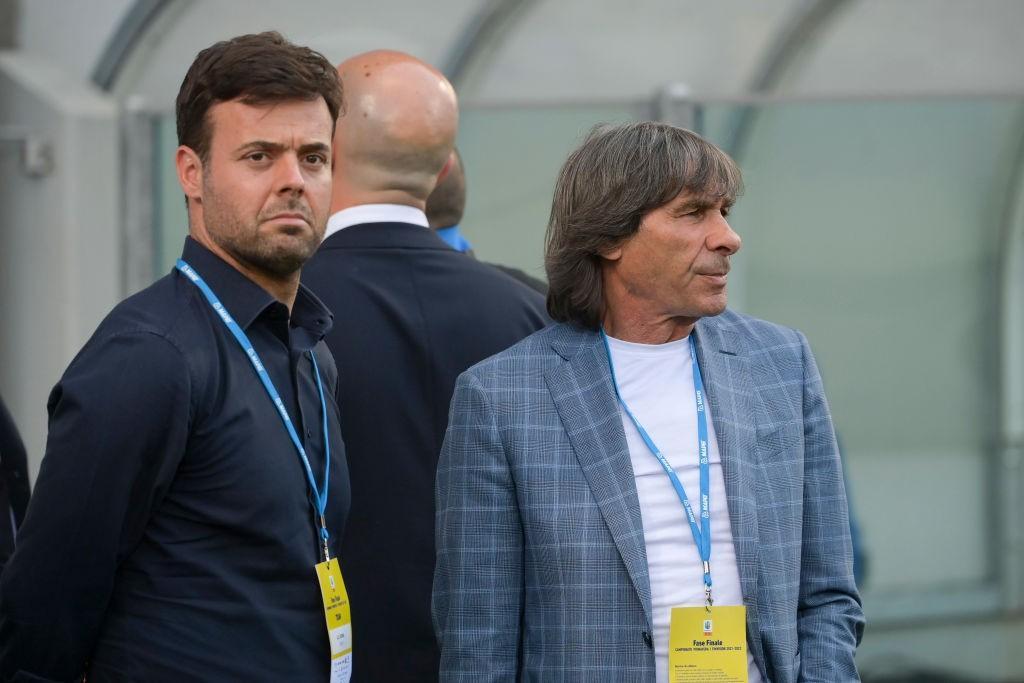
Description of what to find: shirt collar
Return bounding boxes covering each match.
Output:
[179,237,334,342]
[324,204,429,241]
[434,224,473,253]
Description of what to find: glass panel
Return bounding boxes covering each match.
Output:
[457,103,647,280]
[700,98,1024,595]
[154,115,189,276]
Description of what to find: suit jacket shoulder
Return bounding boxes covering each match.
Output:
[704,309,803,348]
[460,323,566,382]
[466,310,809,387]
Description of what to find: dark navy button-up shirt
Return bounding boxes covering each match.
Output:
[0,238,350,682]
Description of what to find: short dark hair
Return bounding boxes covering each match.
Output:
[545,121,743,329]
[176,31,343,163]
[426,148,465,229]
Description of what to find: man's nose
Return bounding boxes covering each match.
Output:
[275,155,306,194]
[709,214,741,255]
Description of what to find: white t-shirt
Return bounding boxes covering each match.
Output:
[605,333,762,683]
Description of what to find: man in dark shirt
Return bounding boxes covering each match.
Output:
[0,32,350,682]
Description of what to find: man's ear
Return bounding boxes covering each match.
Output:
[435,151,455,184]
[600,243,624,262]
[175,146,204,203]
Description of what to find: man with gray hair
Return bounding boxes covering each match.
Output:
[433,122,863,682]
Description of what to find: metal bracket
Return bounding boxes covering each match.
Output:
[653,83,703,134]
[0,126,55,178]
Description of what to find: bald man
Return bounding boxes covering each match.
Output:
[301,51,548,683]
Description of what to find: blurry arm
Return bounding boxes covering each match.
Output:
[794,332,865,681]
[0,332,191,681]
[433,371,523,683]
[0,396,31,566]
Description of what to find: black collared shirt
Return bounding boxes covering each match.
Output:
[0,238,350,682]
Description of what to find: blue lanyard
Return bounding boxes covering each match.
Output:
[176,259,333,561]
[601,330,713,602]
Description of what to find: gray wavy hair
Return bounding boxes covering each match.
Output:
[544,121,743,329]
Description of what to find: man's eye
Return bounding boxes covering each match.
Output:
[305,154,327,165]
[247,152,268,162]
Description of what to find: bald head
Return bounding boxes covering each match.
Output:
[332,50,459,211]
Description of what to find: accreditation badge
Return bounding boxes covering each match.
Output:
[315,558,352,683]
[668,605,747,682]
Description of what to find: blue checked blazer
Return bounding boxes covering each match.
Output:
[433,311,864,682]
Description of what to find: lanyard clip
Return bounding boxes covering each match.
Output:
[320,515,330,563]
[703,562,713,612]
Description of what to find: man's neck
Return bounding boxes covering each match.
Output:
[192,233,300,312]
[601,308,696,344]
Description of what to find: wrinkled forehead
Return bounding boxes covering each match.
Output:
[208,97,334,143]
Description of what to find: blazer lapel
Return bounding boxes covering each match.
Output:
[545,327,653,626]
[693,316,765,671]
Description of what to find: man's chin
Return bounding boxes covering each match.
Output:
[236,244,316,279]
[268,232,321,267]
[699,296,729,318]
[265,247,317,276]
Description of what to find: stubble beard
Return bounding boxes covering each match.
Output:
[203,188,323,279]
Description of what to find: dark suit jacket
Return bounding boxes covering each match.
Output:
[302,221,549,683]
[0,396,30,568]
[488,263,548,295]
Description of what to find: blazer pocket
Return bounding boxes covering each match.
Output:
[755,421,803,462]
[753,422,806,522]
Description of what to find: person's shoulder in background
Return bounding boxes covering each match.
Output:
[0,394,31,568]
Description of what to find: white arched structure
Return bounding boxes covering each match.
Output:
[4,1,1024,677]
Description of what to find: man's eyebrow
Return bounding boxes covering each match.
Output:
[234,140,331,155]
[235,140,286,154]
[672,197,713,213]
[674,195,734,213]
[297,142,331,155]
